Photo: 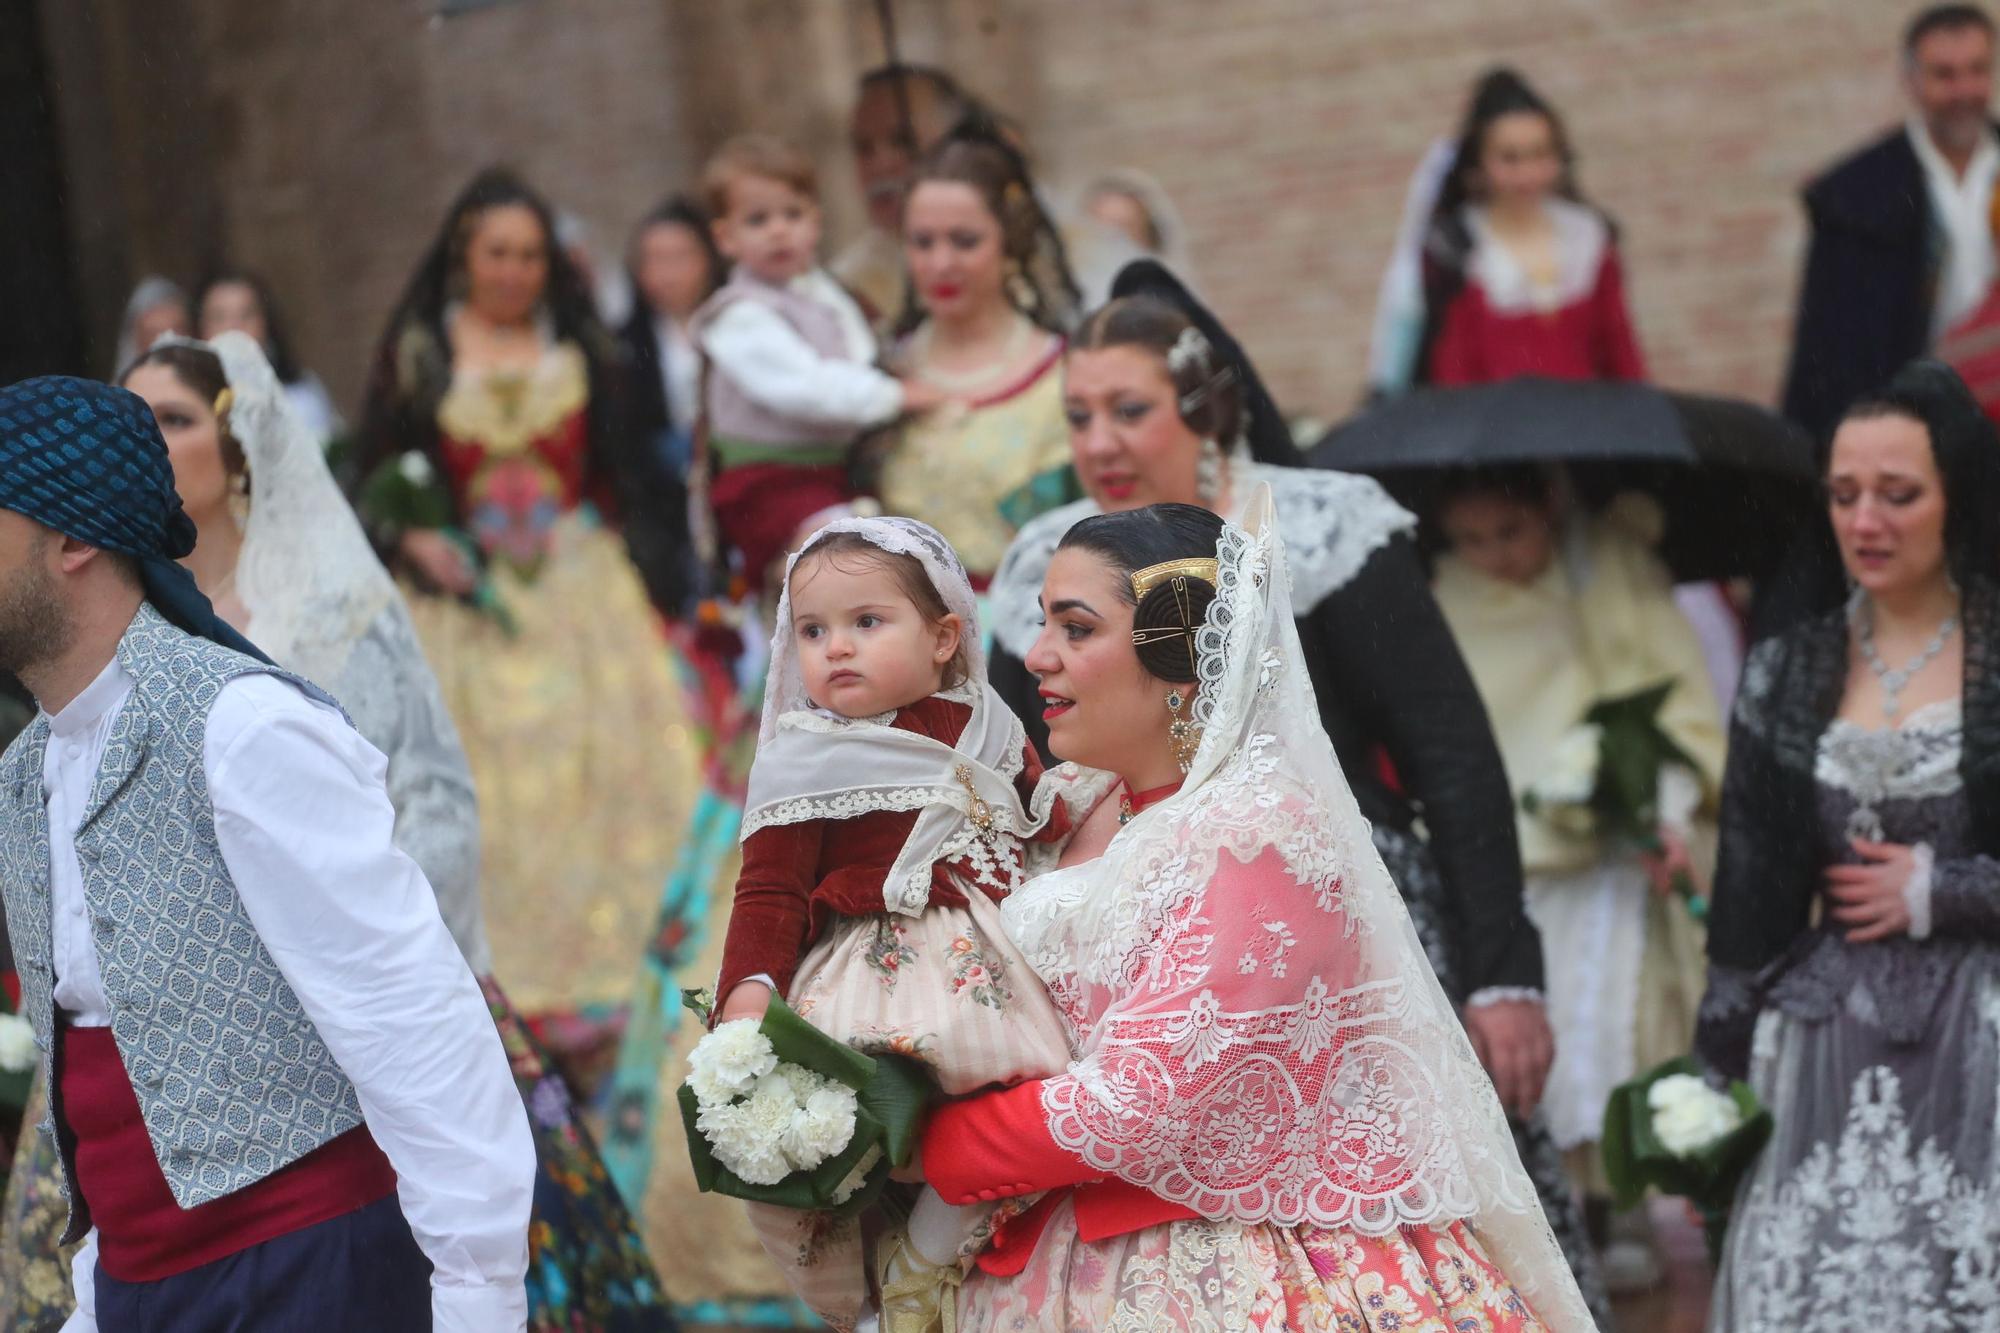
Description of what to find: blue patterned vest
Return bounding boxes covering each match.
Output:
[0,605,365,1238]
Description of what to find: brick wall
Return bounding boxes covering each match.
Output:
[48,0,1913,422]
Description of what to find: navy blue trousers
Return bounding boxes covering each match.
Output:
[93,1195,432,1332]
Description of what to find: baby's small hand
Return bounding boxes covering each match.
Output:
[899,378,951,415]
[717,981,773,1026]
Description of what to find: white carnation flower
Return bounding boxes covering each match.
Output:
[1533,724,1604,808]
[685,1020,777,1108]
[699,1073,801,1185]
[397,451,435,486]
[0,1014,36,1072]
[831,1144,885,1205]
[781,1082,859,1169]
[1648,1072,1744,1155]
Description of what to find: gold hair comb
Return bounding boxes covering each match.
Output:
[213,387,235,418]
[1129,558,1218,602]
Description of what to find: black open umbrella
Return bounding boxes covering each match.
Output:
[1309,378,1820,581]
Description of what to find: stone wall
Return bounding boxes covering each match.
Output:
[44,0,1910,420]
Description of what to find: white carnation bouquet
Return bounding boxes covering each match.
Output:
[1521,680,1708,917]
[678,990,927,1214]
[1602,1056,1771,1260]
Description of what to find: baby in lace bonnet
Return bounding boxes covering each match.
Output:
[713,516,1072,1331]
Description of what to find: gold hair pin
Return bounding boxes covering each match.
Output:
[1129,558,1218,602]
[213,387,235,418]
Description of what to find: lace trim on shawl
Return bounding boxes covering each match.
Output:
[1817,701,1965,842]
[1002,494,1562,1262]
[986,464,1414,660]
[435,336,588,457]
[162,332,396,685]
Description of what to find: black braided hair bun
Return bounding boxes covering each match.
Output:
[1058,503,1226,684]
[1131,575,1216,682]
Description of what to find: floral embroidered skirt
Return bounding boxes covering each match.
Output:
[404,515,699,1023]
[0,981,676,1333]
[955,1199,1554,1332]
[748,890,1075,1329]
[789,889,1073,1097]
[0,1074,68,1332]
[1708,962,1999,1331]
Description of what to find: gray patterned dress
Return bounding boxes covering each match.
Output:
[1707,699,2000,1330]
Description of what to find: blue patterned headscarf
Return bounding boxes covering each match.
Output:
[0,375,269,661]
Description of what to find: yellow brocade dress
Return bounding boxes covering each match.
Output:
[410,344,697,1021]
[877,333,1070,579]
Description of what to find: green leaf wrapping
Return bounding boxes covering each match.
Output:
[1582,679,1697,845]
[1600,1055,1773,1256]
[358,453,455,533]
[677,994,933,1214]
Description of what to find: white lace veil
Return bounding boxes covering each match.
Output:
[159,330,398,684]
[743,516,1045,915]
[154,331,492,973]
[1004,488,1593,1328]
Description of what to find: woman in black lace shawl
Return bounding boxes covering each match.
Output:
[1698,360,2000,1329]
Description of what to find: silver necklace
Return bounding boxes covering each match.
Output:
[1851,590,1958,720]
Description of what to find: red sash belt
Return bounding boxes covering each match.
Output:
[58,1023,398,1282]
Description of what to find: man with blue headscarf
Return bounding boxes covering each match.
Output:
[0,376,534,1332]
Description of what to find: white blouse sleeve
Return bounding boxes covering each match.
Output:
[700,299,906,430]
[203,675,533,1333]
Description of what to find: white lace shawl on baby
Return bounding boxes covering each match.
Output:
[744,515,1052,915]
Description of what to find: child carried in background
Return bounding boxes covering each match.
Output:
[713,516,1070,1332]
[693,134,944,591]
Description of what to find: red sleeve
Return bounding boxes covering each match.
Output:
[1594,249,1648,381]
[717,822,821,1003]
[1016,741,1071,846]
[1426,283,1484,385]
[922,1079,1106,1205]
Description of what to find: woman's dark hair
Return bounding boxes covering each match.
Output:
[379,167,602,352]
[193,269,301,383]
[897,112,1080,335]
[1073,296,1243,449]
[1058,503,1226,681]
[1431,67,1584,224]
[1838,359,2000,592]
[121,342,247,480]
[626,193,725,308]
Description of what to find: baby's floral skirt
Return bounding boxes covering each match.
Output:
[956,1198,1553,1333]
[748,889,1074,1330]
[789,887,1073,1096]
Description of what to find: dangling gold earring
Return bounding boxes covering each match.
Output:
[1005,258,1035,311]
[1165,687,1201,774]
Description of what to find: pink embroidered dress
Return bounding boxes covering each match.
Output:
[920,490,1598,1331]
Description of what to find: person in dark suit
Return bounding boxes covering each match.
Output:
[1783,4,1998,443]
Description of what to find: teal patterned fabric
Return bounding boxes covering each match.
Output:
[0,605,362,1239]
[0,374,268,660]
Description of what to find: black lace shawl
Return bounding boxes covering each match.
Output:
[1695,577,2000,1076]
